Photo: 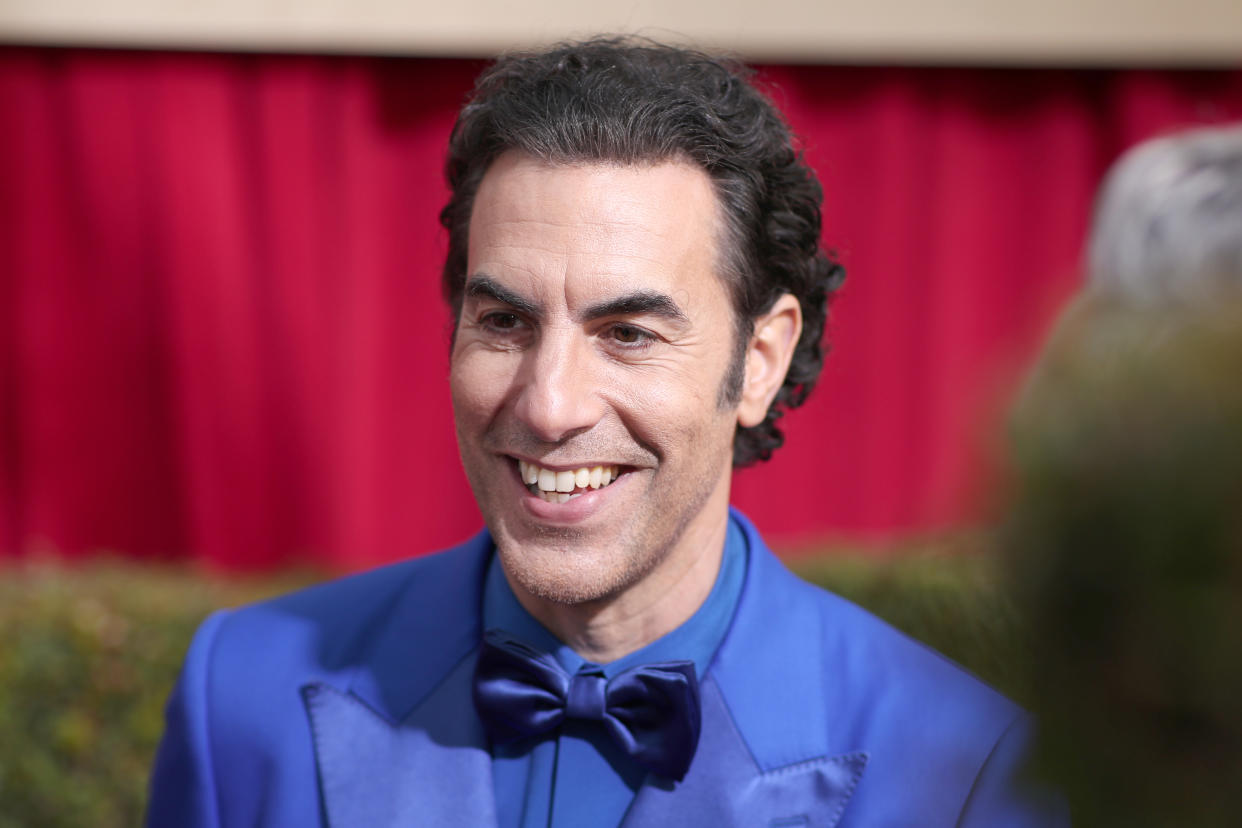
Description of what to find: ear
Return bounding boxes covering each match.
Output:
[737,294,802,428]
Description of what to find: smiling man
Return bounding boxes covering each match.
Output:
[452,154,791,659]
[147,38,1067,827]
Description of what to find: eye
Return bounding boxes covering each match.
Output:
[608,324,655,348]
[482,311,524,332]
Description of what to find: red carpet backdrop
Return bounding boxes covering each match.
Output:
[2,47,1240,570]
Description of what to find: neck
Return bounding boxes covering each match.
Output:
[507,499,731,665]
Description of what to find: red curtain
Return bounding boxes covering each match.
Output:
[2,47,1240,570]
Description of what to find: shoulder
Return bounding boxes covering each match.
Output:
[174,532,492,752]
[205,537,489,680]
[725,511,1018,729]
[800,570,1021,748]
[739,548,1021,751]
[148,535,493,825]
[787,582,1055,823]
[731,510,1020,745]
[726,513,1062,823]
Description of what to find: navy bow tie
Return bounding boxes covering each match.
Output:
[472,629,702,781]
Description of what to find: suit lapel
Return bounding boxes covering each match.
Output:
[297,512,869,826]
[623,509,869,827]
[301,534,498,827]
[621,678,867,828]
[303,654,497,827]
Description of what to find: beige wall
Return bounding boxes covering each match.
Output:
[1,0,1240,65]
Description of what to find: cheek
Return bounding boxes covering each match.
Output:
[606,361,732,443]
[450,353,509,430]
[630,338,734,414]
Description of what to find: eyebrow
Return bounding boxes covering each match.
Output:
[464,275,543,317]
[464,275,691,329]
[582,291,691,329]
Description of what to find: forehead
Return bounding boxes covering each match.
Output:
[466,152,727,305]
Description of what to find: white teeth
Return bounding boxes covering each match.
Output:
[519,459,539,485]
[521,459,624,498]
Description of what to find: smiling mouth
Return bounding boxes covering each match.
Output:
[516,458,626,503]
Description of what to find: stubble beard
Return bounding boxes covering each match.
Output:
[493,441,727,609]
[462,333,745,609]
[497,526,654,607]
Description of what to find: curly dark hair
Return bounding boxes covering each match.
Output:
[440,37,845,466]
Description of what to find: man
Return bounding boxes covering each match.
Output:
[148,38,1065,827]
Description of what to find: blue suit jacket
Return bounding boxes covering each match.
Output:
[147,510,1067,827]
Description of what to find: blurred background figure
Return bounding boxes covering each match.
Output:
[1089,124,1242,308]
[1007,123,1242,828]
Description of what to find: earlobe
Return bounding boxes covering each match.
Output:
[737,294,802,428]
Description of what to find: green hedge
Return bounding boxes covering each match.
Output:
[0,546,1019,827]
[0,562,309,828]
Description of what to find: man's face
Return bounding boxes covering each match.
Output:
[450,151,741,607]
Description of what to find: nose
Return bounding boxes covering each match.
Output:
[513,328,606,443]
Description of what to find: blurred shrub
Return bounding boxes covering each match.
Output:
[0,546,1018,826]
[1008,305,1242,828]
[0,562,308,828]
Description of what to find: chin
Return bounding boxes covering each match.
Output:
[494,535,662,607]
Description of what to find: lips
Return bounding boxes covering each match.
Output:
[516,458,623,503]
